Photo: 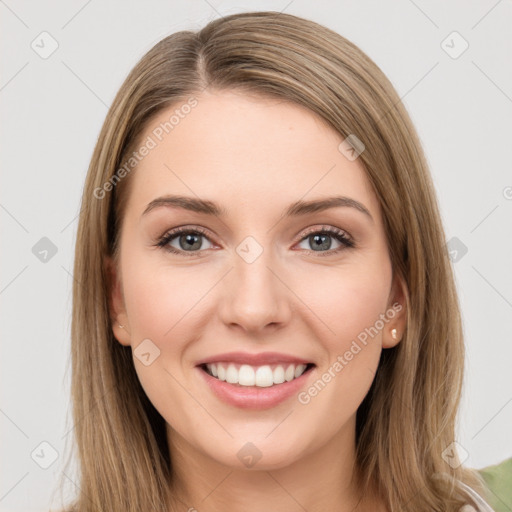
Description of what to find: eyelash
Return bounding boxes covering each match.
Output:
[155,225,355,258]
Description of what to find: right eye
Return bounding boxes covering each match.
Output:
[156,227,216,256]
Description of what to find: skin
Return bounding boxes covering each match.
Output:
[108,89,407,512]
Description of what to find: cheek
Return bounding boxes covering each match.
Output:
[293,258,392,349]
[122,260,204,346]
[119,255,211,409]
[292,266,390,423]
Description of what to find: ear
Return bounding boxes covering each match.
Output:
[382,271,408,349]
[105,256,131,347]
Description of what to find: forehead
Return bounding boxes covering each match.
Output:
[125,89,381,222]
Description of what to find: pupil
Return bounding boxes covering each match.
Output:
[311,234,331,251]
[181,233,201,251]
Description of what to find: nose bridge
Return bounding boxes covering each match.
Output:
[219,237,291,331]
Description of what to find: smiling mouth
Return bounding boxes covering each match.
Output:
[199,362,316,388]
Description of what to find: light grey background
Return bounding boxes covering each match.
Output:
[1,1,511,510]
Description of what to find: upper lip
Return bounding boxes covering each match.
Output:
[196,351,314,367]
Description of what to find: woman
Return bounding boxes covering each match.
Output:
[58,11,495,512]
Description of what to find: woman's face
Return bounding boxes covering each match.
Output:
[109,89,406,470]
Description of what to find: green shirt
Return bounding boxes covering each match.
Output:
[478,457,512,512]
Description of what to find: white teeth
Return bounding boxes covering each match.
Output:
[273,366,285,384]
[294,365,304,378]
[238,364,256,386]
[226,364,238,384]
[205,362,309,387]
[255,366,273,387]
[239,364,255,386]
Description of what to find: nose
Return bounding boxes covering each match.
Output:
[218,249,292,334]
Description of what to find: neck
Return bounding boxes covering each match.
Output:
[165,415,385,512]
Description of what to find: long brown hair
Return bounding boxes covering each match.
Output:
[57,11,488,511]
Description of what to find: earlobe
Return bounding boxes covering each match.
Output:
[383,309,406,349]
[383,273,408,349]
[105,256,131,346]
[113,322,131,346]
[384,325,402,348]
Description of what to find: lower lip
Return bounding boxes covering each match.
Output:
[196,365,315,410]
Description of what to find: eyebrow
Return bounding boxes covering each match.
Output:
[142,194,373,222]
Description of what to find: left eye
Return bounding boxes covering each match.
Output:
[296,229,353,253]
[160,230,214,253]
